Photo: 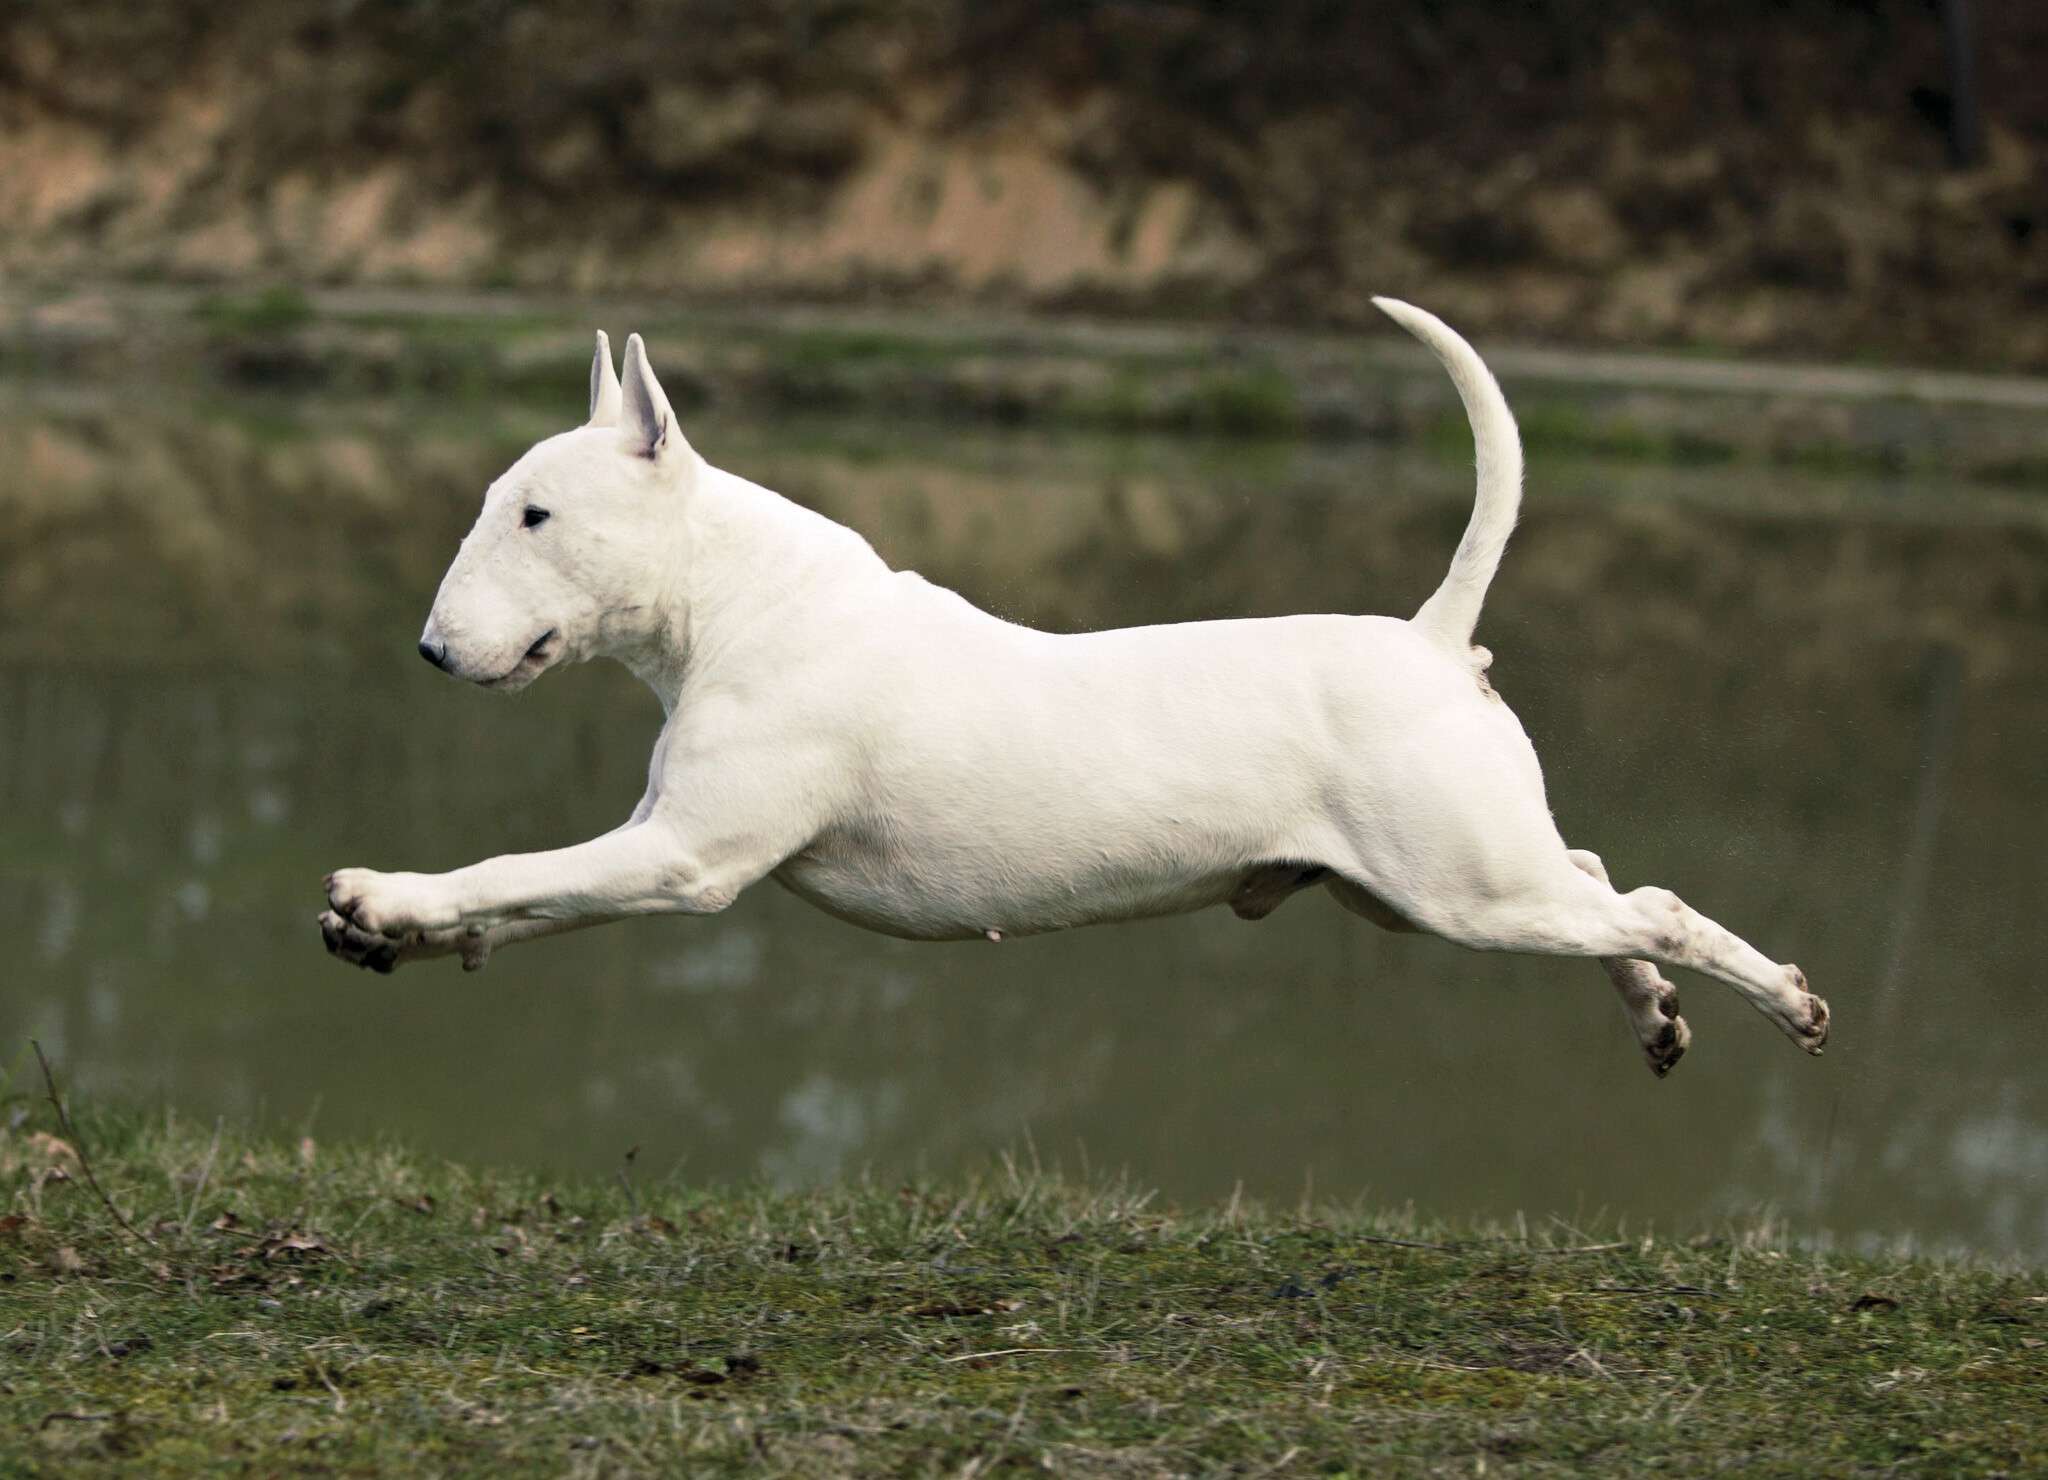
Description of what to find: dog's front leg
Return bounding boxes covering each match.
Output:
[325,819,741,942]
[323,790,674,972]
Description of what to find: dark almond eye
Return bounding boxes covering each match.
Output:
[521,505,551,529]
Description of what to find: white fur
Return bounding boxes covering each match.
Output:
[322,303,1830,1075]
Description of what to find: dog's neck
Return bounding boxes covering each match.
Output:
[607,460,889,713]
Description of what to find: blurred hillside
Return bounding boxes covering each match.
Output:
[2,1,2043,367]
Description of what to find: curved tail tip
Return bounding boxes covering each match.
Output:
[1371,295,1431,331]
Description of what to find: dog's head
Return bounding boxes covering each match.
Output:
[419,332,692,691]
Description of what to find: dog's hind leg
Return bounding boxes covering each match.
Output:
[1611,882,1826,1056]
[1434,857,1829,1056]
[1566,849,1690,1076]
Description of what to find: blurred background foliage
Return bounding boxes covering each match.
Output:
[2,0,2041,364]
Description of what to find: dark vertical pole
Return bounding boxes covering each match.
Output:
[1938,0,1985,168]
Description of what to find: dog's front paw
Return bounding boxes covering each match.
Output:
[320,910,476,973]
[324,868,460,939]
[320,908,402,972]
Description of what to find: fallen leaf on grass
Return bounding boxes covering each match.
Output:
[906,1297,1025,1319]
[0,1214,27,1237]
[256,1230,335,1263]
[208,1212,242,1235]
[394,1195,436,1216]
[1852,1292,1902,1313]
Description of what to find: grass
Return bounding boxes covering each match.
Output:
[194,286,317,336]
[2,1092,2043,1476]
[1504,406,1739,470]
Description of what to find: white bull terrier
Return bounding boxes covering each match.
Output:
[320,299,1830,1076]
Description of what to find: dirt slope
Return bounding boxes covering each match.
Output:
[2,2,2043,366]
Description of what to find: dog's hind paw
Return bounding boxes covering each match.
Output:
[1645,1007,1692,1078]
[1615,961,1689,1077]
[1760,966,1830,1054]
[1789,972,1830,1055]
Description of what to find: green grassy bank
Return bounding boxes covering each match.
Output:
[1,1098,2042,1476]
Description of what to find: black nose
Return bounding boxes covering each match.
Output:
[418,638,450,670]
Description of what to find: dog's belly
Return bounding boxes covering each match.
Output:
[771,835,1247,942]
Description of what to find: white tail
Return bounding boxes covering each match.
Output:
[1374,296,1524,653]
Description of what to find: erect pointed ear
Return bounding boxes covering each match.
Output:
[618,332,680,461]
[587,330,621,426]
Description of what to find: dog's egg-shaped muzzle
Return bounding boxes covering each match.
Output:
[419,544,544,684]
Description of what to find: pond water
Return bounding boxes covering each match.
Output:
[3,387,2044,1259]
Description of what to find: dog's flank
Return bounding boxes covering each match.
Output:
[320,299,1830,1076]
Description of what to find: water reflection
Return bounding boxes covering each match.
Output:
[2,396,2044,1258]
